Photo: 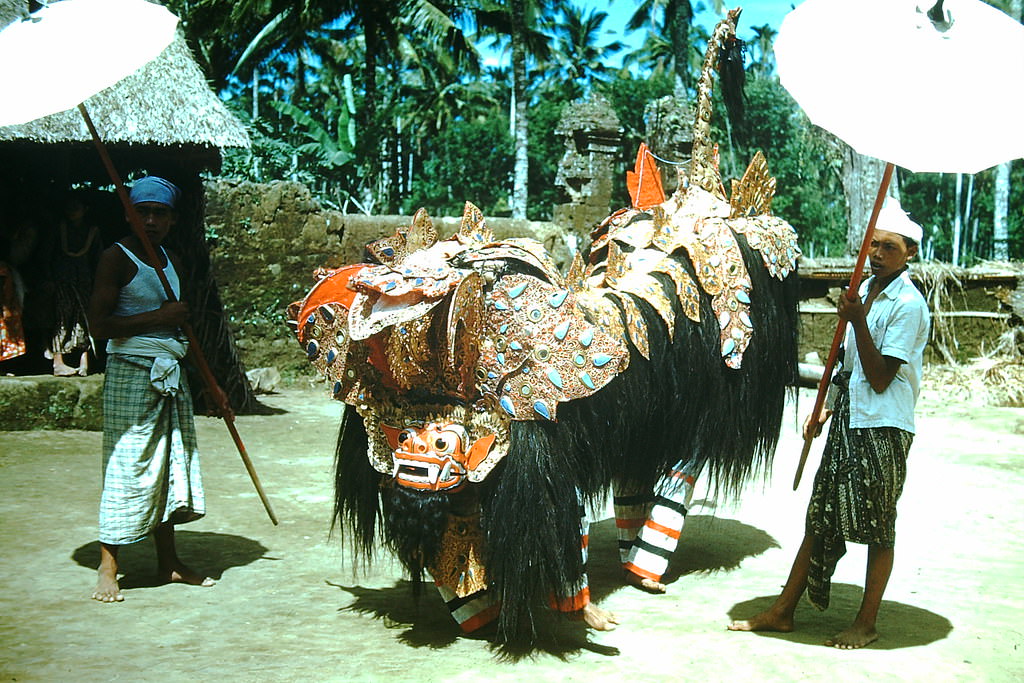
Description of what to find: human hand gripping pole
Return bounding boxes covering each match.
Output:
[79,103,279,524]
[792,162,894,490]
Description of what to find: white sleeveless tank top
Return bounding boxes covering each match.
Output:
[111,242,182,338]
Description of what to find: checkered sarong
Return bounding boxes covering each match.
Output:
[99,354,204,545]
[805,373,912,610]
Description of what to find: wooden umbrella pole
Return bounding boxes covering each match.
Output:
[792,162,894,490]
[78,104,279,525]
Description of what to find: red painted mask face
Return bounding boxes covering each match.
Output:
[381,421,496,493]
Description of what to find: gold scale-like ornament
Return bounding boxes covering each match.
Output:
[575,10,800,369]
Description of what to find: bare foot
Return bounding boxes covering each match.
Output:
[825,623,878,649]
[570,603,619,631]
[53,364,78,377]
[92,568,124,603]
[624,569,666,594]
[159,562,215,587]
[727,609,794,632]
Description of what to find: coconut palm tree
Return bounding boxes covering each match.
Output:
[543,3,626,100]
[465,0,559,219]
[626,0,694,95]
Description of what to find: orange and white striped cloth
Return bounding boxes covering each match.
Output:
[614,458,700,583]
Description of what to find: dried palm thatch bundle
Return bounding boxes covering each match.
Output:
[915,261,966,365]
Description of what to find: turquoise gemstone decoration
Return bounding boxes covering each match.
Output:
[500,396,517,416]
[592,353,612,367]
[306,314,316,325]
[508,283,528,298]
[546,368,563,388]
[722,338,736,356]
[740,311,752,328]
[380,247,395,257]
[499,324,509,334]
[548,290,568,308]
[306,341,319,359]
[509,341,523,351]
[326,349,337,364]
[487,371,497,379]
[580,372,595,389]
[533,400,551,419]
[736,290,751,304]
[553,320,570,340]
[579,328,594,347]
[495,301,509,311]
[497,353,505,365]
[384,281,397,291]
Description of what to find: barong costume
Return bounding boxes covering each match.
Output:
[805,266,929,610]
[293,11,802,643]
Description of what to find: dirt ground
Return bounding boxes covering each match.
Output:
[1,383,1023,682]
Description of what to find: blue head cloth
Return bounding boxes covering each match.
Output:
[129,176,181,208]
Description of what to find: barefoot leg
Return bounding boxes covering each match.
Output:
[92,542,123,603]
[153,523,215,587]
[825,545,891,649]
[728,533,815,632]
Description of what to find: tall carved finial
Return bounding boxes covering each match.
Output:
[686,8,741,198]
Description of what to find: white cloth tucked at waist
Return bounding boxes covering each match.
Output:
[107,335,189,395]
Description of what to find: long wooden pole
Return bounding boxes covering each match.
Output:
[78,103,278,525]
[792,162,895,490]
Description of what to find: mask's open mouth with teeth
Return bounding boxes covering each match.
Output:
[392,452,466,491]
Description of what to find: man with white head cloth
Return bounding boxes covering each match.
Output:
[729,199,930,649]
[88,176,216,602]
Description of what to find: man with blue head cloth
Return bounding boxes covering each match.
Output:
[88,176,216,602]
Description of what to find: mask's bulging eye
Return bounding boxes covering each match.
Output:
[398,429,415,445]
[433,430,461,455]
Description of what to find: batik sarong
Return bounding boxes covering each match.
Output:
[99,353,204,545]
[805,372,912,610]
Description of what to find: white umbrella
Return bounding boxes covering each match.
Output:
[777,0,1024,487]
[776,0,1024,175]
[0,0,178,127]
[0,0,277,523]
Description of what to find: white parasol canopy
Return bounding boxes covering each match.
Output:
[0,0,178,127]
[776,0,1024,174]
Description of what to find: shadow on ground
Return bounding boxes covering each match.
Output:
[586,514,780,600]
[321,513,776,658]
[727,583,953,649]
[71,531,269,589]
[327,579,620,659]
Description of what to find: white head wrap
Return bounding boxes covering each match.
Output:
[876,199,922,244]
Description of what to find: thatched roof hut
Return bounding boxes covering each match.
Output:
[0,0,262,414]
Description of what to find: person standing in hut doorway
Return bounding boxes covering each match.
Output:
[88,176,216,602]
[728,201,930,649]
[46,190,101,376]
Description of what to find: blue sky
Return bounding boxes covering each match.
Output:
[480,1,800,68]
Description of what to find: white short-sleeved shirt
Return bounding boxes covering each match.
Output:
[842,270,930,433]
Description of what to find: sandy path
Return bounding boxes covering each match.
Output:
[1,386,1022,682]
